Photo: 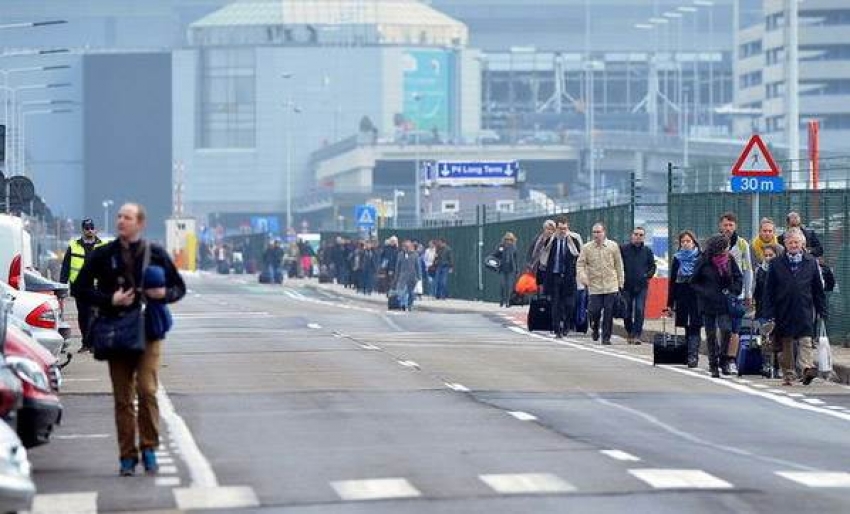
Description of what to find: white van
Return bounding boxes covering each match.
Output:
[0,215,33,289]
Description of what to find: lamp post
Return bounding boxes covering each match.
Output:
[392,189,405,228]
[281,73,300,233]
[102,199,114,235]
[0,20,67,30]
[412,92,422,227]
[5,82,71,176]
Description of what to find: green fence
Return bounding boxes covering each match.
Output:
[669,188,850,345]
[378,204,632,302]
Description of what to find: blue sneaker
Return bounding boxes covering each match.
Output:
[141,449,159,474]
[119,457,137,477]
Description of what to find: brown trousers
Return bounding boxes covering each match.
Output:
[108,340,162,460]
[778,336,814,379]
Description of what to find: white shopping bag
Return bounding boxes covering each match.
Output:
[818,320,833,374]
[414,279,423,295]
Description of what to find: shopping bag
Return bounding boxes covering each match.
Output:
[414,279,423,295]
[514,272,538,295]
[818,319,833,374]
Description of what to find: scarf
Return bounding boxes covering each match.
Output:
[712,253,730,276]
[788,252,803,274]
[675,248,699,277]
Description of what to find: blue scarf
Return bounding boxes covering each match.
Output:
[675,248,699,277]
[788,252,803,274]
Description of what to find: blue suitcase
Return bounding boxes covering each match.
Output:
[736,331,763,376]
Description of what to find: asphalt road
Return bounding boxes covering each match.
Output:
[26,273,850,513]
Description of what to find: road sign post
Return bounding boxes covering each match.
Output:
[355,204,377,235]
[731,135,783,231]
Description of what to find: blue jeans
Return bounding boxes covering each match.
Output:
[434,266,450,299]
[397,282,416,310]
[623,287,649,337]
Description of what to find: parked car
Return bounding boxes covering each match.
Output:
[0,297,23,428]
[0,281,67,358]
[21,269,71,340]
[0,419,35,513]
[4,324,62,448]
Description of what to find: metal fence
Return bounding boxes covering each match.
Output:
[378,204,632,303]
[669,159,850,345]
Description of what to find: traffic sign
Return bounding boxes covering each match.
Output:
[730,176,785,194]
[355,205,377,228]
[731,134,780,177]
[433,161,519,186]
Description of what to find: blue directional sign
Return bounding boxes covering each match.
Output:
[434,161,519,186]
[355,205,377,228]
[730,176,785,194]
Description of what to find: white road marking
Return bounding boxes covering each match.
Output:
[173,311,270,320]
[54,433,110,440]
[827,406,847,410]
[787,393,806,398]
[174,486,260,510]
[600,449,641,462]
[735,379,752,384]
[398,360,420,369]
[803,398,826,405]
[480,473,575,494]
[307,323,322,329]
[751,384,769,389]
[62,378,100,383]
[159,465,178,474]
[156,476,181,487]
[158,385,218,488]
[158,457,175,465]
[445,382,470,392]
[629,469,733,489]
[766,389,787,395]
[360,344,381,350]
[776,471,850,488]
[331,478,421,501]
[31,492,98,513]
[508,411,537,421]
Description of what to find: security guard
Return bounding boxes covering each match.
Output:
[60,218,107,353]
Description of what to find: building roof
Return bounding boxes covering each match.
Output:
[189,1,468,47]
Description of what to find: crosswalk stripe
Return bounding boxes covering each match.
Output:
[776,471,850,488]
[30,492,98,514]
[331,478,421,501]
[600,449,641,462]
[629,469,733,489]
[173,486,259,510]
[479,473,575,494]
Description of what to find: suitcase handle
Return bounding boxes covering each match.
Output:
[661,312,680,339]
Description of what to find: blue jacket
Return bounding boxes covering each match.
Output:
[144,265,174,341]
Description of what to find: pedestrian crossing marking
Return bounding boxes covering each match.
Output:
[331,478,421,501]
[629,469,733,489]
[479,473,576,494]
[776,471,850,488]
[358,208,375,225]
[30,492,97,514]
[173,486,259,510]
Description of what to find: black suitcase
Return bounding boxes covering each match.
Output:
[653,319,688,366]
[387,291,403,310]
[527,295,552,332]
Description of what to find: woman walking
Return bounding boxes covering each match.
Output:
[690,234,743,378]
[497,232,518,307]
[664,230,703,368]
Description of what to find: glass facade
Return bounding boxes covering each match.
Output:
[198,47,256,148]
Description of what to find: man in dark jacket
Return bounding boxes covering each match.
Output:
[620,227,656,344]
[60,218,106,353]
[545,217,581,338]
[434,239,454,299]
[72,203,186,477]
[778,211,823,258]
[764,228,827,386]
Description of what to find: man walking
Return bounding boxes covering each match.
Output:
[433,238,454,300]
[764,228,827,386]
[620,227,656,344]
[577,223,625,345]
[394,239,421,310]
[545,217,581,338]
[60,218,107,353]
[778,211,824,258]
[72,203,186,476]
[719,212,753,374]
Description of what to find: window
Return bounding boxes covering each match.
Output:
[441,200,459,213]
[766,47,785,65]
[496,200,514,212]
[740,40,763,58]
[765,115,785,133]
[739,71,762,89]
[198,48,256,149]
[766,12,784,31]
[766,81,785,99]
[800,44,850,61]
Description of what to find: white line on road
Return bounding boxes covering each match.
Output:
[827,406,847,410]
[787,393,806,398]
[307,323,322,329]
[174,486,260,510]
[629,469,733,489]
[803,398,826,405]
[600,449,641,462]
[750,383,768,389]
[54,434,110,440]
[776,471,850,488]
[158,385,218,488]
[479,473,575,494]
[331,478,421,501]
[397,360,420,369]
[61,378,101,383]
[30,492,98,514]
[445,382,470,392]
[159,465,178,475]
[156,476,181,487]
[507,411,538,421]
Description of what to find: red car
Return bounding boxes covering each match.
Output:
[4,324,62,448]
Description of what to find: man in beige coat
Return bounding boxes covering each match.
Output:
[577,222,625,345]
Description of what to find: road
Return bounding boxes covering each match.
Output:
[26,273,850,513]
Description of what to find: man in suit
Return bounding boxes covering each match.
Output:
[545,216,582,338]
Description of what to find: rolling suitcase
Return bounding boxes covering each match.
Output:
[387,291,403,311]
[653,318,688,366]
[258,270,271,284]
[736,322,764,376]
[527,294,552,332]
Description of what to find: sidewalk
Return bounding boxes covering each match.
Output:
[303,279,850,385]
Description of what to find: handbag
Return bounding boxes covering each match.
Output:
[414,279,423,295]
[613,292,628,319]
[726,293,745,318]
[90,243,151,362]
[817,319,833,374]
[484,254,501,272]
[514,272,538,295]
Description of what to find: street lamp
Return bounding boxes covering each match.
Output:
[392,189,405,228]
[282,72,301,233]
[3,82,72,176]
[0,20,67,30]
[412,92,422,227]
[102,200,114,235]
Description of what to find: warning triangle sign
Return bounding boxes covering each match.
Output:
[731,134,780,177]
[358,208,374,225]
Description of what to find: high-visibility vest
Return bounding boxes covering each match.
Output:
[67,238,107,284]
